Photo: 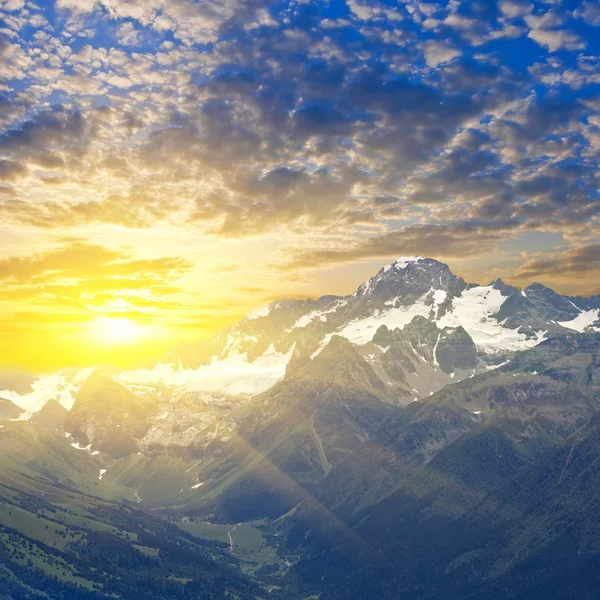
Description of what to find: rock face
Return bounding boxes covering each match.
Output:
[29,399,67,429]
[0,397,24,420]
[436,326,478,373]
[353,257,469,300]
[65,373,157,458]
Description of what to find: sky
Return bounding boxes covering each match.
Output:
[1,0,600,370]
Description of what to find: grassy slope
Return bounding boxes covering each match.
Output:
[0,439,262,600]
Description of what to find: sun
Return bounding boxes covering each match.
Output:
[89,316,146,346]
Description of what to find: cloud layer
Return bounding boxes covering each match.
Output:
[0,0,599,366]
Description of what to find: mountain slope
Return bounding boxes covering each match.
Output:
[0,470,261,600]
[181,336,401,520]
[278,333,600,599]
[0,396,24,419]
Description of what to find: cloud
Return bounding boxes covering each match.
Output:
[0,0,26,10]
[0,158,27,181]
[524,12,564,29]
[498,1,532,18]
[0,240,195,325]
[528,29,586,52]
[279,220,516,270]
[116,22,142,46]
[423,41,462,67]
[573,2,600,26]
[0,240,191,283]
[512,243,600,293]
[0,0,597,304]
[0,107,87,156]
[56,0,245,43]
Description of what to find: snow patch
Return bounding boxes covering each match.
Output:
[293,300,347,329]
[118,343,296,397]
[0,368,95,419]
[437,286,544,353]
[432,333,441,368]
[336,292,434,345]
[245,304,271,320]
[337,287,454,346]
[558,309,600,333]
[310,334,333,359]
[71,441,100,456]
[394,256,424,270]
[432,289,447,304]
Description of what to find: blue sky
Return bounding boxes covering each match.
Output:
[1,0,600,366]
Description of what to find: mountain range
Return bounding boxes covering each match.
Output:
[2,256,600,599]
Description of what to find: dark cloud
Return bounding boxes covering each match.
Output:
[513,244,600,283]
[0,159,27,181]
[279,219,518,270]
[0,107,87,156]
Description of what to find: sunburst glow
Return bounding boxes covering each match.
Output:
[89,317,146,346]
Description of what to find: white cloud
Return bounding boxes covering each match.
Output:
[320,18,353,29]
[55,0,243,44]
[528,28,586,52]
[0,40,32,80]
[499,0,533,18]
[573,1,600,26]
[56,0,98,12]
[117,22,142,46]
[424,41,461,67]
[524,12,564,29]
[0,0,25,11]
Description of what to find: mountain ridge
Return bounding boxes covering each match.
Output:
[3,256,600,424]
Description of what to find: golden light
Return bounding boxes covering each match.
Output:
[89,316,147,346]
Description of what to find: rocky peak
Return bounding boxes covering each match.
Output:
[489,277,520,296]
[353,257,468,300]
[29,399,67,429]
[525,282,581,320]
[0,396,24,420]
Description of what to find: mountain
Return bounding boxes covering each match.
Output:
[277,332,600,599]
[29,398,68,429]
[2,257,600,600]
[3,256,599,516]
[0,451,261,600]
[113,256,598,403]
[65,372,160,458]
[5,257,600,424]
[0,396,24,419]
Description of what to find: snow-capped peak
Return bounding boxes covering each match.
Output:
[393,256,425,270]
[7,258,598,414]
[354,257,468,300]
